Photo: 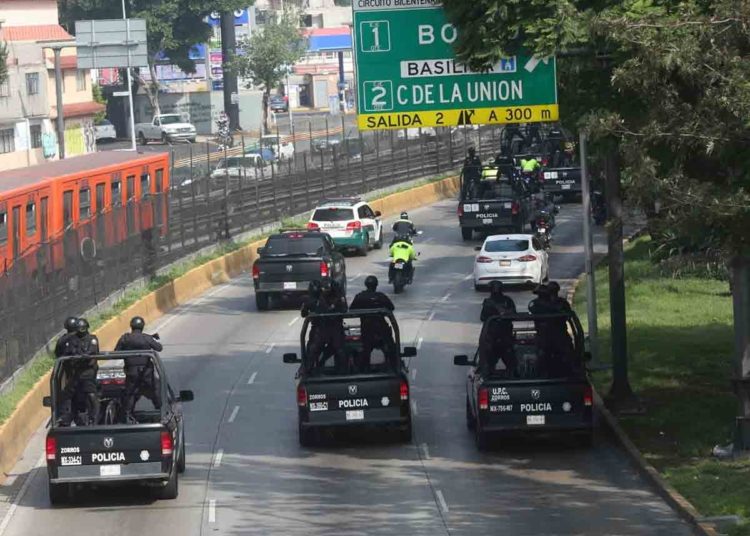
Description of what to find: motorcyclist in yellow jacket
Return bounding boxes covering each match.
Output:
[389,237,417,283]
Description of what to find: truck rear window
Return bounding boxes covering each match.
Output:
[263,236,324,255]
[485,239,529,252]
[312,208,354,222]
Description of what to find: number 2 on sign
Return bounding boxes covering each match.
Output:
[372,85,387,109]
[435,112,444,125]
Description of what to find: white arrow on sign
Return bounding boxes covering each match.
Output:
[524,56,551,73]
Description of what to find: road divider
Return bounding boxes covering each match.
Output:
[0,174,459,481]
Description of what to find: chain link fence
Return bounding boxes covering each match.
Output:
[0,121,503,384]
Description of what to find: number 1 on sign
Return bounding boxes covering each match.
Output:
[371,23,380,51]
[360,20,390,53]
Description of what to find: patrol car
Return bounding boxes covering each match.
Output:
[307,198,384,255]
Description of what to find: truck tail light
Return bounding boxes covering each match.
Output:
[584,386,593,407]
[297,385,308,407]
[457,205,464,217]
[252,263,260,279]
[306,222,320,231]
[517,255,537,262]
[511,201,520,215]
[476,256,493,263]
[320,261,329,278]
[400,380,409,401]
[46,436,57,461]
[478,388,489,411]
[346,221,362,231]
[161,431,173,456]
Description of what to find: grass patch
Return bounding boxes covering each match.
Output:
[574,236,746,523]
[0,355,54,424]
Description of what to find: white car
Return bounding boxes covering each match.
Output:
[473,234,549,290]
[94,119,117,142]
[209,155,266,180]
[135,113,197,144]
[307,198,383,255]
[397,127,436,140]
[260,135,294,161]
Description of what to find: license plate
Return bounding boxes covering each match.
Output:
[499,260,511,267]
[503,202,512,209]
[309,402,328,412]
[100,465,121,477]
[394,263,404,270]
[526,415,545,426]
[482,218,493,224]
[544,171,559,179]
[346,410,364,421]
[562,184,571,190]
[283,282,297,290]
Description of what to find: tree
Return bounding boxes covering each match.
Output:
[0,42,8,86]
[233,10,307,133]
[441,0,750,446]
[58,0,249,114]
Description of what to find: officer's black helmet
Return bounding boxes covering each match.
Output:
[130,316,145,332]
[365,275,378,291]
[400,211,409,220]
[489,280,504,296]
[64,316,78,333]
[548,281,561,295]
[76,318,90,334]
[309,280,322,296]
[320,279,332,293]
[467,146,476,156]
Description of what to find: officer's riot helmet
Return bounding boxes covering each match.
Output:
[76,318,90,334]
[64,316,78,333]
[308,280,322,297]
[547,281,561,296]
[489,280,504,296]
[365,275,378,291]
[400,211,409,220]
[130,316,146,332]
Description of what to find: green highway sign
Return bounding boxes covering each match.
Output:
[352,1,559,130]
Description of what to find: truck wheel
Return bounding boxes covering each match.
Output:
[48,481,69,505]
[575,430,594,448]
[138,132,147,145]
[466,397,475,430]
[177,429,186,473]
[373,229,383,249]
[461,228,473,241]
[475,423,489,451]
[255,293,270,311]
[156,465,179,500]
[357,234,369,256]
[400,419,413,443]
[299,422,314,447]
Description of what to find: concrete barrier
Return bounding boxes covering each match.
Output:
[0,175,459,480]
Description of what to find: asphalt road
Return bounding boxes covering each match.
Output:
[0,200,693,536]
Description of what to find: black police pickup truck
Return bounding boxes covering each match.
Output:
[283,309,416,446]
[252,229,347,310]
[43,351,193,504]
[513,153,582,201]
[455,312,593,449]
[458,166,531,240]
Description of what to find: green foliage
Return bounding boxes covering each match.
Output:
[92,84,107,123]
[0,42,8,86]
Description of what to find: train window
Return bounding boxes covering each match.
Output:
[25,202,36,236]
[11,207,19,260]
[79,188,91,220]
[140,173,150,199]
[111,180,122,207]
[126,175,135,201]
[155,169,164,193]
[0,212,6,245]
[95,183,105,214]
[63,190,73,228]
[40,198,48,242]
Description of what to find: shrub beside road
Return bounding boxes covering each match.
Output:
[574,237,750,535]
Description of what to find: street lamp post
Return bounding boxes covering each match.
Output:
[40,40,75,159]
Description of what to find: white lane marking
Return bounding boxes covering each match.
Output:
[227,405,240,423]
[350,272,362,281]
[428,311,436,321]
[440,293,451,303]
[208,499,217,523]
[410,368,417,381]
[411,400,418,416]
[416,337,423,350]
[213,449,224,468]
[0,454,44,536]
[463,274,473,281]
[436,489,449,513]
[288,316,299,327]
[247,372,258,385]
[420,443,430,460]
[152,283,228,333]
[265,342,276,354]
[423,238,434,244]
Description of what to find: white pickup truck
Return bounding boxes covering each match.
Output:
[135,114,197,144]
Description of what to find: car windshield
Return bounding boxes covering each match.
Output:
[313,208,354,222]
[260,136,280,147]
[263,236,324,256]
[97,119,112,126]
[270,96,283,103]
[160,115,182,125]
[485,239,529,252]
[217,157,256,169]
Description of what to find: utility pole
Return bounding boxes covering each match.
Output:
[220,12,241,131]
[122,0,137,151]
[40,41,74,159]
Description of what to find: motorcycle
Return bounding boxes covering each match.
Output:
[533,210,554,250]
[389,232,421,294]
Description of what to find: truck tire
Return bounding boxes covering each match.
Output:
[156,465,179,500]
[373,229,383,249]
[138,132,147,146]
[161,133,169,145]
[357,233,369,256]
[400,419,413,443]
[299,422,314,447]
[48,481,69,506]
[461,228,473,241]
[466,396,475,430]
[255,293,270,311]
[475,423,489,451]
[177,429,186,474]
[575,429,594,448]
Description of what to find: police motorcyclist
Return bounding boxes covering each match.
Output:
[303,280,348,372]
[389,235,418,284]
[350,276,396,371]
[462,147,482,197]
[520,156,541,175]
[115,316,163,419]
[68,318,100,425]
[392,211,417,239]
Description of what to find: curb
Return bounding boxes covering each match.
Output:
[568,232,719,536]
[0,175,460,481]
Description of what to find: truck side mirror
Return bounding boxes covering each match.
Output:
[283,353,301,364]
[374,210,382,217]
[402,346,417,358]
[453,355,470,366]
[43,396,52,407]
[257,247,264,255]
[584,351,593,362]
[179,390,194,402]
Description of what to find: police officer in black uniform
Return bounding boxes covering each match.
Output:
[67,318,100,425]
[303,280,348,372]
[115,316,163,419]
[55,317,81,425]
[462,147,482,197]
[529,284,572,376]
[547,281,572,312]
[478,281,517,377]
[480,281,517,321]
[350,276,396,371]
[54,316,79,357]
